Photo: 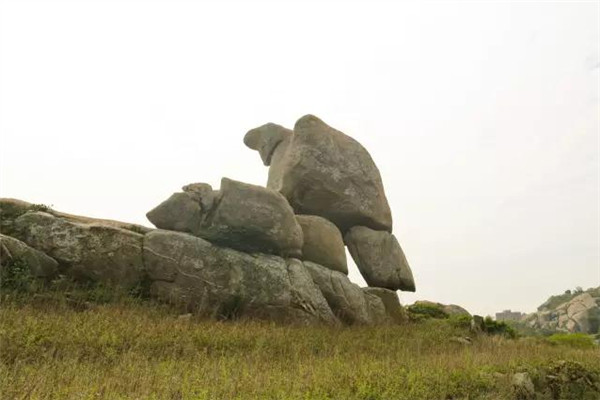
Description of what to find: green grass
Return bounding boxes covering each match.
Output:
[546,333,597,349]
[1,292,599,399]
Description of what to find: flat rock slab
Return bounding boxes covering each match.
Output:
[12,211,145,288]
[143,230,337,325]
[246,115,393,233]
[147,178,303,257]
[296,214,347,274]
[345,226,415,291]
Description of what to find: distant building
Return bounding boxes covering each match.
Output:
[495,310,525,321]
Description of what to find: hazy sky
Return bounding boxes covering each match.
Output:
[1,1,598,316]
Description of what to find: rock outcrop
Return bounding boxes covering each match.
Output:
[524,288,600,334]
[296,215,347,274]
[147,178,303,258]
[246,115,392,233]
[1,114,417,325]
[144,230,336,324]
[344,226,415,291]
[1,199,407,326]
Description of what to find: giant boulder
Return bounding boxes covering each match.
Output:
[245,115,393,233]
[143,230,336,324]
[147,178,304,257]
[296,214,347,274]
[344,226,415,291]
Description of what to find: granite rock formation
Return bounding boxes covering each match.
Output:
[245,115,415,292]
[1,114,417,325]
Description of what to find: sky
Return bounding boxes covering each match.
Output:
[0,0,598,317]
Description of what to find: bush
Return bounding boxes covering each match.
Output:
[546,333,597,349]
[449,314,472,329]
[0,258,35,293]
[483,317,517,338]
[407,303,449,319]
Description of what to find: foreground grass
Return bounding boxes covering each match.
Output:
[1,296,599,399]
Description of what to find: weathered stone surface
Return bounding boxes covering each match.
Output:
[0,198,152,236]
[246,115,393,233]
[147,178,304,257]
[304,261,383,325]
[362,287,407,323]
[344,226,415,291]
[363,291,389,324]
[296,215,347,274]
[143,230,336,324]
[244,123,293,166]
[525,289,600,334]
[11,212,145,288]
[0,234,58,278]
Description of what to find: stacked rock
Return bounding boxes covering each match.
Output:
[244,114,416,292]
[1,117,413,325]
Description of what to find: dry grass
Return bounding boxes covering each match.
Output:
[1,296,598,399]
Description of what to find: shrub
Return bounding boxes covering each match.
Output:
[407,303,449,319]
[483,317,517,338]
[0,258,35,293]
[449,313,473,329]
[28,203,53,213]
[546,333,597,349]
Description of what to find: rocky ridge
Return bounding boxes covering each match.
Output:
[523,288,600,334]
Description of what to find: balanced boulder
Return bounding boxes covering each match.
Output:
[143,230,336,324]
[245,115,393,233]
[243,123,293,166]
[147,178,304,257]
[344,226,415,291]
[296,215,347,274]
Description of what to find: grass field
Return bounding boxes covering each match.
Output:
[1,292,599,400]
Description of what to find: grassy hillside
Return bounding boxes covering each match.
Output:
[1,289,599,400]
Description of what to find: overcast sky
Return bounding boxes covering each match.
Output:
[1,1,598,316]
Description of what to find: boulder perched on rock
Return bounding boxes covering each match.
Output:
[143,230,336,324]
[245,115,392,233]
[244,123,293,166]
[344,226,415,291]
[362,287,408,323]
[147,178,304,257]
[0,234,58,279]
[10,211,145,288]
[304,261,386,325]
[296,215,347,274]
